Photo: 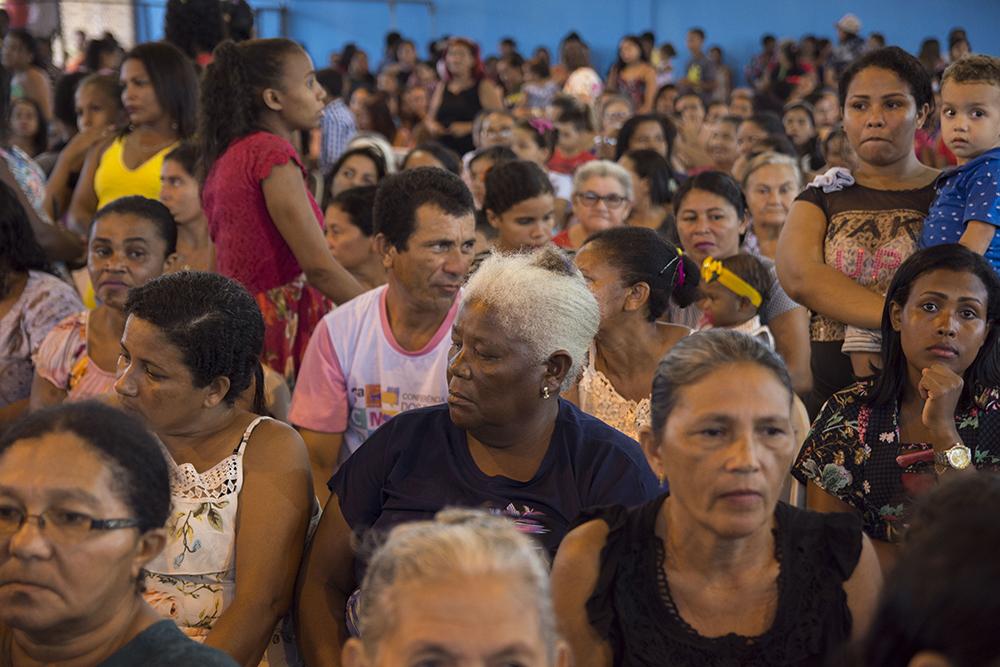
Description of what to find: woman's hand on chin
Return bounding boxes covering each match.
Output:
[919,363,964,441]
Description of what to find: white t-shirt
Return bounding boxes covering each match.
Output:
[289,285,458,463]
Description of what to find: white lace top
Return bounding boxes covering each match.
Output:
[144,416,309,666]
[577,345,650,441]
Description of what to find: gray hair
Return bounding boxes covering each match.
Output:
[650,330,793,435]
[348,132,398,172]
[463,248,599,392]
[573,159,633,202]
[358,509,557,662]
[736,151,802,190]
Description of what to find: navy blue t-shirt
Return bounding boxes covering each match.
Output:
[329,399,659,572]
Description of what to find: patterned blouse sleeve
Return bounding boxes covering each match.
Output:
[33,312,85,390]
[792,385,870,512]
[23,274,83,358]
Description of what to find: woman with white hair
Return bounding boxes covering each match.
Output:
[554,160,633,250]
[341,509,569,667]
[296,247,658,666]
[738,151,802,260]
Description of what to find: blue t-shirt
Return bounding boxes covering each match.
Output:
[329,399,659,574]
[921,146,1000,270]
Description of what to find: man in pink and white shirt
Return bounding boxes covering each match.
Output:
[290,167,476,499]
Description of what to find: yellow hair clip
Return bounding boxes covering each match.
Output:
[701,257,762,308]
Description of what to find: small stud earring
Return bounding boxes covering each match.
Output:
[541,386,551,399]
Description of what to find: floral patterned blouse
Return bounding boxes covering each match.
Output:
[792,381,1000,543]
[144,416,317,666]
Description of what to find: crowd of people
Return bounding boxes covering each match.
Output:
[1,4,1000,665]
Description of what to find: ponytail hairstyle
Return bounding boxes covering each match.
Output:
[581,226,701,320]
[123,42,199,139]
[199,38,304,173]
[483,160,554,217]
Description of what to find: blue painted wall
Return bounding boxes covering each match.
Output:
[286,0,1000,84]
[137,0,1000,84]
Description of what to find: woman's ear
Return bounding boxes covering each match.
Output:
[203,376,232,409]
[638,426,665,479]
[262,87,284,113]
[544,350,574,394]
[131,528,167,578]
[889,300,903,333]
[624,281,651,314]
[162,252,180,273]
[915,102,931,130]
[485,208,501,230]
[341,638,371,667]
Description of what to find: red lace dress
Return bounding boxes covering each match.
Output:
[203,132,329,385]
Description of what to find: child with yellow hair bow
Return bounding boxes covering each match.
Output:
[697,253,775,347]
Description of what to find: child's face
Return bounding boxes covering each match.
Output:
[511,127,547,165]
[940,79,1000,163]
[488,193,555,253]
[824,135,860,172]
[782,108,815,147]
[469,157,495,207]
[10,101,39,139]
[698,281,754,328]
[554,121,584,153]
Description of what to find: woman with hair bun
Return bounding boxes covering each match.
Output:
[199,38,364,383]
[570,227,699,439]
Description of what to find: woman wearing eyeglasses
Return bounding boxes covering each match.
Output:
[553,160,633,250]
[0,401,237,666]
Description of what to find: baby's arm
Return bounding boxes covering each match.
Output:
[959,220,997,254]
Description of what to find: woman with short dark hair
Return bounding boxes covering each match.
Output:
[0,401,237,665]
[114,271,314,665]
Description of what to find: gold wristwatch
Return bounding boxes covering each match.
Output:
[934,443,972,472]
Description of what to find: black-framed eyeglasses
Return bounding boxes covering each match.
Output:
[0,506,143,544]
[576,191,630,209]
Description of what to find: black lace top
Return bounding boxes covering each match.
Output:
[582,494,862,666]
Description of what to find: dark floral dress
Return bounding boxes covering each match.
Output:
[793,380,1000,542]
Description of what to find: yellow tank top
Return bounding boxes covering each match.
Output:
[93,135,177,210]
